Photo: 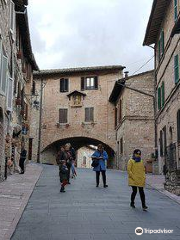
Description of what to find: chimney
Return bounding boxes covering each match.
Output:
[124,71,129,79]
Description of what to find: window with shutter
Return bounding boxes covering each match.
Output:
[120,138,123,154]
[60,78,69,92]
[174,54,179,84]
[7,77,13,111]
[85,107,94,122]
[158,87,161,110]
[161,81,165,107]
[10,0,15,35]
[174,0,178,21]
[82,76,98,90]
[0,54,8,94]
[177,110,180,143]
[59,109,68,123]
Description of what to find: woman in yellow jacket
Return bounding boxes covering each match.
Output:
[127,149,148,211]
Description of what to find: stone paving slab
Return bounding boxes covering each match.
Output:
[10,166,180,240]
[0,163,43,240]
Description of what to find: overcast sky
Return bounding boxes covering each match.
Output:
[28,0,154,75]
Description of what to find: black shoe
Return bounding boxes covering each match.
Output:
[142,205,148,211]
[67,182,71,184]
[19,172,24,174]
[60,186,66,192]
[104,185,108,188]
[130,203,135,208]
[96,185,99,187]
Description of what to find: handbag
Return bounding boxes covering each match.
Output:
[91,159,99,168]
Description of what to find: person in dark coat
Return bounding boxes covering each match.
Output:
[64,143,73,184]
[91,144,108,188]
[19,146,27,174]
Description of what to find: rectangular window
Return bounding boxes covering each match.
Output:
[118,100,122,123]
[174,0,178,22]
[85,107,94,122]
[0,54,8,94]
[10,0,15,34]
[158,87,161,110]
[161,81,165,107]
[6,77,13,111]
[174,54,179,84]
[60,78,69,92]
[158,30,164,62]
[120,138,123,154]
[59,109,68,123]
[81,76,98,90]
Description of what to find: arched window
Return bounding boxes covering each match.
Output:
[177,110,180,143]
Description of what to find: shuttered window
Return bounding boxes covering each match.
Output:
[158,87,161,110]
[81,76,98,90]
[161,81,165,107]
[0,54,8,94]
[6,77,13,111]
[10,0,15,33]
[177,110,180,142]
[85,107,94,122]
[120,138,123,154]
[59,109,68,123]
[60,78,69,92]
[174,0,178,22]
[174,54,179,84]
[158,30,164,62]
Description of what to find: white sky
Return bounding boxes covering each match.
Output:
[28,0,154,75]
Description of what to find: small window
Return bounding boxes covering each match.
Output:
[6,77,13,111]
[118,100,122,123]
[85,107,94,122]
[120,138,123,154]
[81,76,98,90]
[10,0,15,34]
[174,54,179,84]
[60,78,69,92]
[0,54,8,94]
[59,109,68,123]
[158,87,161,110]
[158,30,164,62]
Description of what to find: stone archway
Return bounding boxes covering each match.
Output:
[41,136,115,168]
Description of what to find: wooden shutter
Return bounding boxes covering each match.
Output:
[161,82,165,107]
[65,78,69,92]
[158,87,161,110]
[161,30,164,57]
[81,77,85,91]
[94,76,98,89]
[1,55,8,93]
[60,78,64,92]
[158,40,161,62]
[120,138,123,154]
[174,0,178,21]
[177,110,180,142]
[174,55,179,83]
[59,109,68,123]
[7,77,13,111]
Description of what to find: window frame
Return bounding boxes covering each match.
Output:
[60,78,69,92]
[0,50,8,96]
[85,107,94,122]
[6,76,14,111]
[59,108,68,124]
[174,0,178,22]
[174,54,179,84]
[81,76,98,90]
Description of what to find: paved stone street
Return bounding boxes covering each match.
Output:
[10,165,180,240]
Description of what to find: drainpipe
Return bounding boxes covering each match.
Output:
[37,77,43,163]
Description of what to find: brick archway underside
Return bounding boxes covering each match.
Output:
[42,136,115,160]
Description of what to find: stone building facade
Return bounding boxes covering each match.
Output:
[109,70,155,170]
[31,66,125,167]
[144,0,180,194]
[77,146,95,169]
[0,0,38,180]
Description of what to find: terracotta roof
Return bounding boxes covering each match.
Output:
[33,65,125,76]
[143,0,170,46]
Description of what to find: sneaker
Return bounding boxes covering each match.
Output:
[142,205,148,211]
[130,203,135,208]
[60,189,66,192]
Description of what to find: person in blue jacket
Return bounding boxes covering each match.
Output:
[91,144,108,188]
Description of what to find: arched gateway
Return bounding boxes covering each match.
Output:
[31,65,125,168]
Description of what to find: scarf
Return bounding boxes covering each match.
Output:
[132,155,141,162]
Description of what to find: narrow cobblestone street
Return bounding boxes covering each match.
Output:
[10,165,180,240]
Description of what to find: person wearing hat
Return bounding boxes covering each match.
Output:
[127,149,148,211]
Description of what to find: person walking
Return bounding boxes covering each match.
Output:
[64,143,73,184]
[127,149,148,211]
[19,145,27,174]
[91,144,108,188]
